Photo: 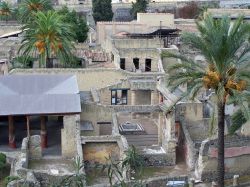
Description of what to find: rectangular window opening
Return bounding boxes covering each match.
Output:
[120,58,125,70]
[145,59,151,72]
[133,58,139,70]
[111,89,128,105]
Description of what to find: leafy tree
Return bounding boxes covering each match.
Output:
[11,55,34,68]
[178,1,200,19]
[130,0,148,19]
[161,15,250,187]
[19,11,75,68]
[76,16,89,43]
[0,1,12,22]
[58,6,89,43]
[92,0,113,22]
[18,0,53,23]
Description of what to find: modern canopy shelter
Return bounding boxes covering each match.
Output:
[0,74,81,148]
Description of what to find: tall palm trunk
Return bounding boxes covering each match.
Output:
[46,57,53,68]
[217,101,225,187]
[45,47,53,68]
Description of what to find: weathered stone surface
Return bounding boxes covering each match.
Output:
[26,171,41,187]
[83,142,120,165]
[195,136,250,182]
[62,115,79,158]
[29,135,42,159]
[7,179,40,187]
[141,153,175,166]
[33,171,72,187]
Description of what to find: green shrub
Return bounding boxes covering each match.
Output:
[122,145,144,172]
[3,176,20,187]
[0,153,6,164]
[0,153,6,170]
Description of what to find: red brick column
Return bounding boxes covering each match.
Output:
[8,116,16,148]
[40,116,47,149]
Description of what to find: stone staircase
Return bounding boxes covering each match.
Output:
[124,134,158,147]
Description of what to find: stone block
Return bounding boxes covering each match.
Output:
[29,135,42,159]
[62,115,79,158]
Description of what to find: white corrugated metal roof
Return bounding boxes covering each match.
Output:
[0,74,81,115]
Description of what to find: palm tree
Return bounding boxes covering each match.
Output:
[19,11,76,68]
[0,1,12,22]
[18,0,52,23]
[161,15,250,187]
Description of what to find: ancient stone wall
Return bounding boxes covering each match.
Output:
[161,112,176,165]
[83,142,120,165]
[117,49,160,72]
[195,135,250,181]
[180,121,198,170]
[141,152,175,166]
[80,104,113,136]
[61,115,79,158]
[10,68,163,92]
[113,38,163,49]
[137,13,174,28]
[176,102,203,122]
[0,24,21,36]
[81,135,128,166]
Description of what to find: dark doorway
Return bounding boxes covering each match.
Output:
[145,59,151,72]
[133,58,139,70]
[175,122,186,163]
[120,58,125,70]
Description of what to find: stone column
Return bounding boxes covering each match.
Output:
[131,90,136,106]
[8,116,16,148]
[151,90,159,105]
[61,115,78,158]
[40,116,47,149]
[158,113,163,145]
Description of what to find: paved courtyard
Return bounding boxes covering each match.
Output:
[117,112,158,147]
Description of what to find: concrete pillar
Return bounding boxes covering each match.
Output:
[131,90,136,105]
[40,116,48,149]
[233,175,239,186]
[8,116,16,148]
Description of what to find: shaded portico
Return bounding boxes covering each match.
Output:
[0,74,81,152]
